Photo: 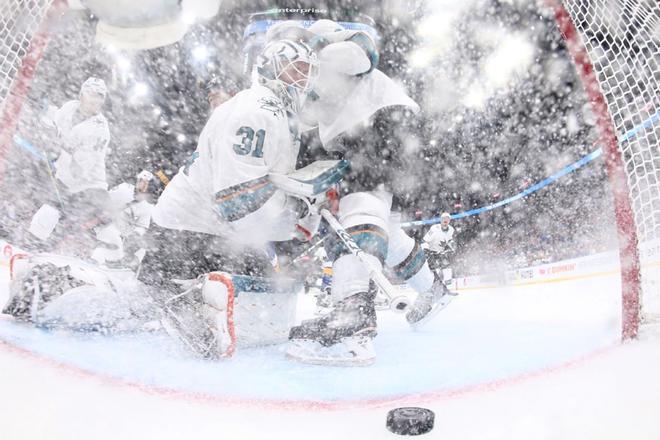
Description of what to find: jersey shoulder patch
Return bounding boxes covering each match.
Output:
[246,85,286,119]
[257,95,285,118]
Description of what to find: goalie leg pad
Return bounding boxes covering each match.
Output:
[386,224,434,293]
[326,191,392,302]
[337,190,392,231]
[3,262,84,321]
[201,273,236,358]
[330,252,385,303]
[158,272,236,359]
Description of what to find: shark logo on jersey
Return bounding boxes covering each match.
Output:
[258,96,285,118]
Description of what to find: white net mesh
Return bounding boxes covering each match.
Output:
[0,0,54,116]
[560,0,660,321]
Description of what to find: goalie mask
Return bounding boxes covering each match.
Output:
[256,39,319,114]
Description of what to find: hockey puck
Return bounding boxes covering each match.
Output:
[386,407,435,436]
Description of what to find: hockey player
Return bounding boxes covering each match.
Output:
[137,39,322,357]
[49,77,111,198]
[205,74,242,110]
[110,170,158,268]
[422,212,457,285]
[27,77,113,257]
[266,20,456,365]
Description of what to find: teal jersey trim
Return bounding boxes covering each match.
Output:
[215,175,276,222]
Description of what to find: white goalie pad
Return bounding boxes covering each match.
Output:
[177,272,301,358]
[269,159,350,198]
[159,272,301,359]
[5,252,301,359]
[5,253,141,324]
[229,274,301,348]
[8,253,135,300]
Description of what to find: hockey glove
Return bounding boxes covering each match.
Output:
[290,185,342,241]
[290,195,322,242]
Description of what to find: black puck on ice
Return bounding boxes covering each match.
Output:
[386,407,435,436]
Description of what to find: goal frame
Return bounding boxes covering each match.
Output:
[546,0,660,339]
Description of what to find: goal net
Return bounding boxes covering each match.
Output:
[550,0,659,335]
[0,0,57,177]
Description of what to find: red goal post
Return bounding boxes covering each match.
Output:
[548,0,659,338]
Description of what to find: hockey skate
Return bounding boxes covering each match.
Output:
[287,291,377,366]
[406,278,457,329]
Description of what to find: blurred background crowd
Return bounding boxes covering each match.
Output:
[0,0,623,276]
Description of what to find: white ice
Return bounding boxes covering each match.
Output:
[1,261,659,439]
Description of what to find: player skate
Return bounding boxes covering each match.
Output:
[422,213,456,287]
[287,290,377,366]
[406,277,457,329]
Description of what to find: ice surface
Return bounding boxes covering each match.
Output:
[2,260,660,439]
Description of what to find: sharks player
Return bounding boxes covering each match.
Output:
[422,212,457,285]
[137,38,323,357]
[27,77,113,257]
[43,77,111,207]
[264,20,456,365]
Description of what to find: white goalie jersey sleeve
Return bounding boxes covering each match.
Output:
[152,85,300,245]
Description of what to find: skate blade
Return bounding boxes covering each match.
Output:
[409,295,456,330]
[286,338,376,367]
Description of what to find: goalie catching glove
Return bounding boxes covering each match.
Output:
[292,197,322,242]
[270,160,348,242]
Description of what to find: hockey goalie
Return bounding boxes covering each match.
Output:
[3,36,332,360]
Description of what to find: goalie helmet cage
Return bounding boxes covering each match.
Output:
[0,1,657,339]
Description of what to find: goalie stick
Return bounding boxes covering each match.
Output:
[320,209,410,313]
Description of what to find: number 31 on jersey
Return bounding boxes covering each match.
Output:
[233,126,265,158]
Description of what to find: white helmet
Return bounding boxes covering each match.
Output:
[80,77,107,98]
[308,19,344,35]
[265,20,314,43]
[255,39,319,114]
[136,169,154,182]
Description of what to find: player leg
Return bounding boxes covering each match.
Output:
[287,191,391,366]
[441,255,454,287]
[386,222,457,328]
[49,188,117,258]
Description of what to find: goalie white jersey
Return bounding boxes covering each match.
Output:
[298,28,420,146]
[152,85,300,245]
[423,224,456,253]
